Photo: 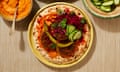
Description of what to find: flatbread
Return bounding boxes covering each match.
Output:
[32,4,91,64]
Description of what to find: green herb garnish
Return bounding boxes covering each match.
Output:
[59,18,67,28]
[51,23,58,28]
[80,18,86,24]
[50,43,56,49]
[56,8,64,15]
[70,11,75,15]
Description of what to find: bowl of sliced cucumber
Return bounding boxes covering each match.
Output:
[83,0,120,18]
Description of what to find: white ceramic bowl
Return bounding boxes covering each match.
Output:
[83,0,120,18]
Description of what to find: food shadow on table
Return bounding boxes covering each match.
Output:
[37,0,78,4]
[19,31,25,52]
[3,0,40,31]
[43,26,97,71]
[92,15,120,33]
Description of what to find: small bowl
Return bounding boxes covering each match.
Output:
[83,0,120,18]
[28,2,94,68]
[0,0,33,21]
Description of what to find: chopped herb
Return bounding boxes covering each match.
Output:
[70,11,75,15]
[59,18,67,28]
[80,18,86,24]
[56,8,64,15]
[50,43,56,49]
[51,23,58,28]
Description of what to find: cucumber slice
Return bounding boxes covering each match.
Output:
[92,0,99,2]
[114,0,120,5]
[66,25,75,35]
[96,6,100,9]
[68,30,78,41]
[102,1,114,6]
[94,2,102,6]
[103,0,110,1]
[73,31,82,40]
[100,6,111,12]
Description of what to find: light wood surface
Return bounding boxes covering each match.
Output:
[0,0,120,72]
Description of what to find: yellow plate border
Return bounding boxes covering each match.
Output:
[28,2,94,68]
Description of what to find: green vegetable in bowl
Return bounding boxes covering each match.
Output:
[102,1,113,6]
[114,0,120,5]
[94,1,102,6]
[100,5,111,12]
[91,0,120,12]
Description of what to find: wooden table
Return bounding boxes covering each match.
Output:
[0,0,120,72]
